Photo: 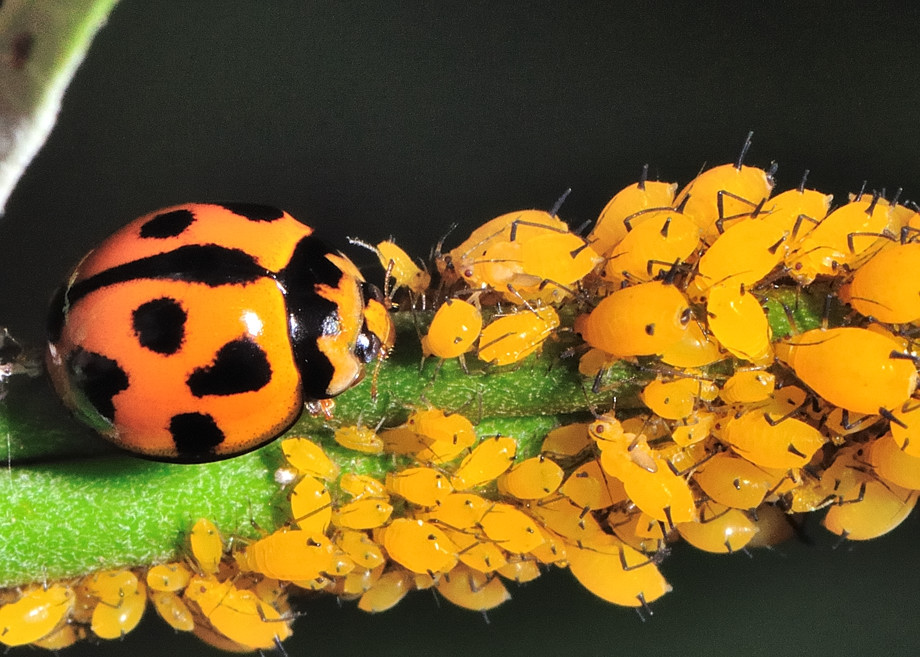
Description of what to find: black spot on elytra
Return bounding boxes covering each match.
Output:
[187,338,272,397]
[68,349,129,422]
[139,209,196,238]
[132,297,187,354]
[64,244,269,308]
[217,203,285,222]
[169,412,225,458]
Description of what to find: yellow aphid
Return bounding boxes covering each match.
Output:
[184,577,292,650]
[281,437,338,480]
[379,519,459,574]
[446,529,508,573]
[560,459,623,510]
[786,195,894,284]
[776,327,919,416]
[516,231,601,302]
[425,492,490,529]
[339,473,389,500]
[90,579,146,639]
[386,467,454,507]
[150,590,195,632]
[688,218,786,298]
[0,585,74,647]
[541,422,593,458]
[334,424,385,455]
[357,570,413,613]
[822,479,918,541]
[612,455,697,526]
[335,530,387,569]
[408,408,477,463]
[659,319,723,368]
[450,436,517,489]
[497,455,564,499]
[760,185,832,237]
[590,173,679,255]
[334,566,384,598]
[602,209,701,286]
[608,509,668,554]
[676,502,759,553]
[290,475,333,533]
[422,298,482,360]
[443,208,598,303]
[694,452,782,511]
[566,534,671,608]
[375,239,431,295]
[478,306,560,366]
[706,283,773,364]
[528,497,604,545]
[239,529,336,582]
[720,369,775,404]
[640,377,718,420]
[84,569,140,605]
[30,623,84,651]
[436,565,511,612]
[581,281,691,358]
[675,140,774,240]
[147,562,192,592]
[867,433,920,490]
[479,503,545,553]
[379,426,430,456]
[671,411,715,447]
[190,518,223,576]
[840,242,920,324]
[332,498,394,530]
[723,408,825,469]
[497,558,542,583]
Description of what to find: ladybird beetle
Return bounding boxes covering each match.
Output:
[45,203,395,462]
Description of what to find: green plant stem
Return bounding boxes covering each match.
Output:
[0,286,828,587]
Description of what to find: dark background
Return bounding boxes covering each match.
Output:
[3,2,920,655]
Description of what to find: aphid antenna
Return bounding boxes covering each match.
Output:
[852,180,868,202]
[637,163,650,190]
[797,169,810,193]
[346,236,376,252]
[572,218,593,237]
[766,160,779,185]
[431,222,459,261]
[735,130,754,170]
[891,187,904,207]
[549,187,573,218]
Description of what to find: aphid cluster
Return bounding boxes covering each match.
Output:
[0,518,300,651]
[6,136,920,651]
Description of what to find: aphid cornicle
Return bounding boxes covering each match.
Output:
[45,203,395,462]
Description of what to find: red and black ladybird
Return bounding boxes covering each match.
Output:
[46,203,395,463]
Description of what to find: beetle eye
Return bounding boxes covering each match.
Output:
[354,329,382,364]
